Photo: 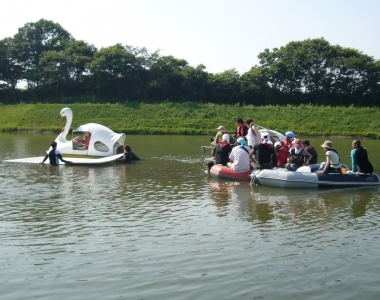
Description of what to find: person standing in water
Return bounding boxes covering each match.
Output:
[41,141,73,166]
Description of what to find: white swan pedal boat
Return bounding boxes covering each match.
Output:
[55,107,126,157]
[251,165,380,189]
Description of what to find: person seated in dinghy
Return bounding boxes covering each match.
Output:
[281,131,295,157]
[285,139,313,171]
[318,141,342,174]
[208,134,233,171]
[227,137,251,173]
[274,141,287,168]
[351,139,373,174]
[249,132,276,170]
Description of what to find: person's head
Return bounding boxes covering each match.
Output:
[293,139,302,149]
[217,125,226,133]
[222,133,230,143]
[320,140,333,151]
[285,131,295,142]
[237,137,246,146]
[51,141,57,149]
[236,118,244,125]
[123,144,131,152]
[261,132,270,142]
[352,139,361,148]
[301,140,310,146]
[245,118,254,126]
[274,141,282,150]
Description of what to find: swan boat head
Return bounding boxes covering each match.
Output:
[54,107,126,157]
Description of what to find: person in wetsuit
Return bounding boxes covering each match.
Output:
[41,141,73,165]
[351,139,373,174]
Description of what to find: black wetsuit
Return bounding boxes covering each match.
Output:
[42,149,71,166]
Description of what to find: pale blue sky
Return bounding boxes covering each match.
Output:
[2,0,379,74]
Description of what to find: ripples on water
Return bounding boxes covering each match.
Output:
[1,134,380,299]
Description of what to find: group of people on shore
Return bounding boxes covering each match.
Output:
[209,118,374,174]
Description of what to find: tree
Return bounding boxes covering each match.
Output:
[12,19,73,89]
[207,69,241,104]
[0,38,22,89]
[148,55,188,102]
[258,38,380,105]
[180,64,209,102]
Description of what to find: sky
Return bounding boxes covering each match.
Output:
[1,0,379,74]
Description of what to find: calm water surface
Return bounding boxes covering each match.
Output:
[1,133,380,300]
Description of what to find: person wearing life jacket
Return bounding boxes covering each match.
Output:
[234,118,248,139]
[250,132,275,170]
[281,131,295,157]
[213,134,233,166]
[351,139,373,174]
[274,141,287,167]
[285,139,313,171]
[318,141,342,174]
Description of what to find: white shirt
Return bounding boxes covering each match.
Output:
[326,150,341,169]
[246,125,260,147]
[229,146,251,172]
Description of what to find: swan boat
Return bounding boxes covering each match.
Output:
[55,107,126,157]
[250,164,380,189]
[4,107,139,165]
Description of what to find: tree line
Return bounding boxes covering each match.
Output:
[1,19,379,106]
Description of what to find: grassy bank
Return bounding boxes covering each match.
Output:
[0,103,379,138]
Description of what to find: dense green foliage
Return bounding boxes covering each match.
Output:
[1,103,379,139]
[0,20,379,106]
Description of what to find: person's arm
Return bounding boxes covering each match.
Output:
[351,149,357,172]
[57,154,72,164]
[40,153,49,164]
[303,149,312,166]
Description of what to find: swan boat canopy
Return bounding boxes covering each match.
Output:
[55,107,126,157]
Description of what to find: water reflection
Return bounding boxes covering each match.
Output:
[2,133,380,299]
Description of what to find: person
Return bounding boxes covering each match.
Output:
[301,140,318,164]
[212,134,233,166]
[351,139,373,174]
[318,141,342,174]
[234,118,248,139]
[245,118,260,148]
[285,139,313,171]
[41,141,73,166]
[227,137,251,173]
[281,131,295,156]
[118,144,133,163]
[274,141,287,167]
[249,132,275,170]
[83,132,91,149]
[211,126,235,146]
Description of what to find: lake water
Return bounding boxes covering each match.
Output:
[1,133,380,300]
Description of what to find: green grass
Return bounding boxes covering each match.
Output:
[0,102,379,138]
